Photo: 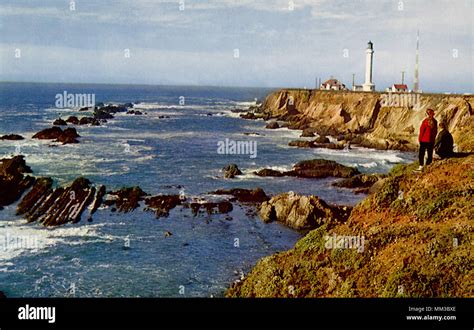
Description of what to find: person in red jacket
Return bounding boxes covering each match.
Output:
[418,108,438,170]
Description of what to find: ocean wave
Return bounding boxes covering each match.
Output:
[0,221,120,265]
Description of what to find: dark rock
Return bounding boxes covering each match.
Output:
[0,291,6,298]
[287,159,360,179]
[188,200,233,216]
[288,140,314,148]
[314,136,330,144]
[17,177,96,226]
[300,129,315,137]
[223,164,242,179]
[333,174,386,192]
[32,126,63,140]
[53,118,67,126]
[0,156,35,208]
[164,231,173,237]
[56,128,80,144]
[90,185,106,215]
[110,187,148,213]
[254,169,285,177]
[145,194,182,218]
[211,188,269,203]
[265,121,280,129]
[312,142,344,150]
[94,109,114,120]
[0,134,24,140]
[240,112,257,120]
[66,116,79,125]
[79,117,97,125]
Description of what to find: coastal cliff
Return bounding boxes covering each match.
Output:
[227,155,474,297]
[257,90,474,152]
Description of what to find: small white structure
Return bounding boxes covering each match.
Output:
[362,41,375,92]
[320,79,348,91]
[386,84,408,93]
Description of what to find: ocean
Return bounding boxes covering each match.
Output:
[0,82,414,297]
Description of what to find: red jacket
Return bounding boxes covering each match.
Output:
[419,117,438,143]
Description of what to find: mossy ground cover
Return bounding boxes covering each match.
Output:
[227,156,473,297]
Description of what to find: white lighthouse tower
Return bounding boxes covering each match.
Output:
[362,41,375,92]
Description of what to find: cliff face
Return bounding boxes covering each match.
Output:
[227,155,474,297]
[260,90,474,151]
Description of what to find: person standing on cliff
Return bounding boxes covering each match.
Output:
[418,108,438,170]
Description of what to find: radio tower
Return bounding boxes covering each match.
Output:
[413,30,420,92]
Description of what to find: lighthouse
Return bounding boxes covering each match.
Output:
[362,41,375,92]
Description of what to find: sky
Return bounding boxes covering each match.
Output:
[0,0,472,93]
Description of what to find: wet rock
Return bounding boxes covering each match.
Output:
[90,185,106,215]
[300,129,315,137]
[0,134,24,140]
[126,110,143,115]
[259,192,351,230]
[66,116,80,125]
[223,164,242,179]
[333,174,386,193]
[17,177,96,226]
[211,188,269,204]
[32,126,63,140]
[188,200,233,216]
[254,169,285,177]
[145,194,182,218]
[53,118,67,126]
[314,136,330,144]
[79,117,100,126]
[56,128,80,144]
[32,127,80,144]
[240,112,257,120]
[164,231,173,237]
[265,121,280,129]
[0,156,35,208]
[287,159,359,179]
[110,187,148,213]
[288,140,314,148]
[312,142,345,150]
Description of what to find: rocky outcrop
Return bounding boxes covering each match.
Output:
[53,118,67,126]
[0,156,34,208]
[223,164,242,179]
[255,159,358,179]
[259,192,352,230]
[17,177,97,226]
[145,194,182,218]
[187,200,233,216]
[265,121,280,129]
[288,140,344,150]
[211,188,269,203]
[0,134,24,140]
[32,127,80,144]
[106,187,148,212]
[333,174,386,194]
[288,159,359,178]
[254,169,286,177]
[227,156,474,298]
[251,89,474,152]
[66,116,79,125]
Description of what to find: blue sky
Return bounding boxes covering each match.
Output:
[0,0,472,92]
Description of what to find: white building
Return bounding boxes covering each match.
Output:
[320,79,348,91]
[386,84,408,93]
[362,41,375,92]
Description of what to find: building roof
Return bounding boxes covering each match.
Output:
[393,84,408,89]
[322,79,345,87]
